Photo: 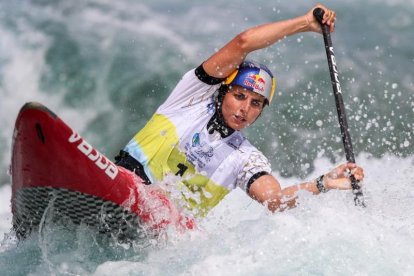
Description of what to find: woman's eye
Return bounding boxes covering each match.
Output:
[252,100,262,107]
[234,93,245,100]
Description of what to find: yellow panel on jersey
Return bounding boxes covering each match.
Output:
[133,114,179,181]
[133,114,229,216]
[168,146,229,216]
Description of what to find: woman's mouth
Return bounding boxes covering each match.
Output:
[233,114,246,124]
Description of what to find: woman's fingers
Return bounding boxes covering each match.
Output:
[316,4,336,32]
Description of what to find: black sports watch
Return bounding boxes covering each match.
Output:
[316,174,328,193]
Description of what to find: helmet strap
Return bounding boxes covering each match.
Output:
[206,85,235,138]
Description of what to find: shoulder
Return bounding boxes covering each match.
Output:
[235,140,272,192]
[195,64,225,85]
[157,65,223,113]
[239,142,271,172]
[178,64,225,87]
[231,135,272,173]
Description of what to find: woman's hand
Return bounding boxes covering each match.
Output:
[304,4,337,33]
[324,163,365,190]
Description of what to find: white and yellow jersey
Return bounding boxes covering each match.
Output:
[124,67,271,216]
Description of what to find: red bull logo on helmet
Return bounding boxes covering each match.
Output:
[224,60,276,104]
[244,73,266,92]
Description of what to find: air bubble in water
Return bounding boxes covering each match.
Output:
[316,120,323,127]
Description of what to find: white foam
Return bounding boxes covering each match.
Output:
[95,154,414,274]
[0,0,413,273]
[0,184,11,240]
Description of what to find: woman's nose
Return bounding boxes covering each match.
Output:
[240,100,250,113]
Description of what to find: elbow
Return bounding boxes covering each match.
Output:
[234,31,254,52]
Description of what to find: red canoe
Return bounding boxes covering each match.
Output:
[11,102,193,241]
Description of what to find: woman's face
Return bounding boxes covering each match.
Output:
[221,85,265,131]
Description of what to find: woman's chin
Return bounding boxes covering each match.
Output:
[228,122,246,131]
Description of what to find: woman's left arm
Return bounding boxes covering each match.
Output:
[248,163,364,212]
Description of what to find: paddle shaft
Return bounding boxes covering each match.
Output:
[313,8,365,206]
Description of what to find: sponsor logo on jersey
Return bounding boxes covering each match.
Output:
[192,133,201,147]
[194,144,214,163]
[187,133,214,168]
[226,135,245,150]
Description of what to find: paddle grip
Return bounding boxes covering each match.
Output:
[313,7,325,24]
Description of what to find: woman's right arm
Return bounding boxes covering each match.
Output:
[202,4,336,79]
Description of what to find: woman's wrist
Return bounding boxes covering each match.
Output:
[293,15,312,33]
[316,174,328,193]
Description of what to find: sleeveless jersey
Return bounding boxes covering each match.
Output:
[124,67,271,216]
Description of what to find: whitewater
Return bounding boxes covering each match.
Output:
[0,0,413,275]
[1,155,414,275]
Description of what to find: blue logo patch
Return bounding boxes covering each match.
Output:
[226,135,245,149]
[192,133,200,147]
[189,132,214,165]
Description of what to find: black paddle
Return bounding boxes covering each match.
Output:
[313,7,366,207]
